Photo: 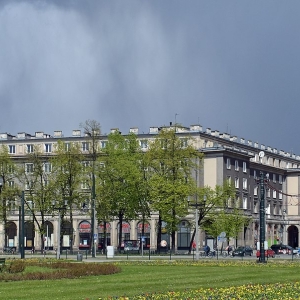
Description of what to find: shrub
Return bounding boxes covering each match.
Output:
[7,261,25,273]
[0,260,121,281]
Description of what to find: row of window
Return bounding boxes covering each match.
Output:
[7,140,148,154]
[226,158,283,184]
[253,154,300,169]
[226,158,247,172]
[227,195,283,212]
[227,174,283,201]
[25,161,92,174]
[8,142,93,154]
[7,138,188,155]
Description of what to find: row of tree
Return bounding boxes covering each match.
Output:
[0,120,249,253]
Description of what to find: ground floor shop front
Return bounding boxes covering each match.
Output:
[0,215,298,253]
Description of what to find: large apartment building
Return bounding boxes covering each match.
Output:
[0,124,299,252]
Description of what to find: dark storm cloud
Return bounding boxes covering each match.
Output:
[1,0,300,153]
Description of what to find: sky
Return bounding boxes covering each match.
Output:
[0,0,300,154]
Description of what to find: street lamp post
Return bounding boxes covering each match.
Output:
[20,191,25,259]
[188,195,206,260]
[91,174,96,258]
[52,200,68,260]
[281,209,286,244]
[258,171,266,263]
[0,178,4,249]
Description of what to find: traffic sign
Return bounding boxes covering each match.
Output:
[220,232,226,238]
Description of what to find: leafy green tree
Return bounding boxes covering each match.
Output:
[187,182,234,253]
[17,147,56,251]
[202,190,251,249]
[96,131,143,252]
[50,140,85,252]
[146,127,203,253]
[80,119,101,254]
[223,201,251,248]
[0,145,20,247]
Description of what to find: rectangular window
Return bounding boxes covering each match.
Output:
[235,160,239,171]
[8,180,14,187]
[227,175,231,184]
[45,143,52,153]
[140,140,148,149]
[227,197,232,208]
[160,139,168,149]
[82,142,89,151]
[7,165,14,173]
[235,196,240,208]
[82,161,90,170]
[26,200,34,209]
[25,163,34,173]
[243,162,247,173]
[253,170,257,179]
[101,141,107,148]
[279,191,282,200]
[254,202,258,213]
[9,145,15,154]
[273,174,276,183]
[243,197,247,209]
[273,190,276,199]
[44,163,52,173]
[266,203,270,215]
[27,144,34,153]
[254,186,258,196]
[243,178,247,190]
[279,175,283,184]
[226,158,231,169]
[267,188,270,198]
[180,138,188,148]
[25,181,33,190]
[235,177,239,188]
[65,143,70,151]
[81,181,89,189]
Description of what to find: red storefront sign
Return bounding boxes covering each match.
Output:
[122,222,131,233]
[79,222,91,233]
[137,222,150,233]
[98,223,111,233]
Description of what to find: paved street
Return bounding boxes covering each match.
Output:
[1,251,300,263]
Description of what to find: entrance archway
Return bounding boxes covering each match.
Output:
[61,220,72,250]
[44,221,54,250]
[6,222,17,248]
[24,221,35,250]
[177,220,191,250]
[78,221,91,250]
[288,225,299,248]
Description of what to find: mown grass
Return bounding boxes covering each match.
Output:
[0,260,300,299]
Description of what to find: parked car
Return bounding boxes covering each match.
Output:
[256,248,275,258]
[122,240,140,253]
[271,244,296,255]
[232,246,253,257]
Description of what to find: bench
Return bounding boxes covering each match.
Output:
[0,258,6,272]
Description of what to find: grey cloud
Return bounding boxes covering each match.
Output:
[1,0,300,154]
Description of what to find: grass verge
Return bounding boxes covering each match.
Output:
[0,260,299,299]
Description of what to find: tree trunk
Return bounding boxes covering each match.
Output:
[118,212,123,253]
[156,213,162,253]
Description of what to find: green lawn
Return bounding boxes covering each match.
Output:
[0,260,299,299]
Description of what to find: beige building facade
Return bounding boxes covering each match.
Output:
[0,124,299,253]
